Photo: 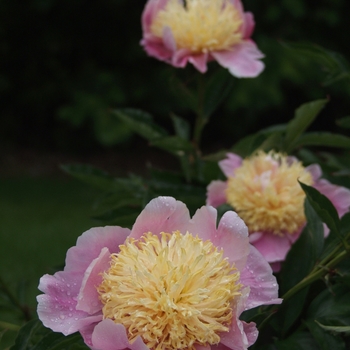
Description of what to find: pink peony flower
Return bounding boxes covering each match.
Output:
[37,196,281,350]
[141,0,264,78]
[206,151,350,271]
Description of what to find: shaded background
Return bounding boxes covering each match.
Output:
[0,1,350,346]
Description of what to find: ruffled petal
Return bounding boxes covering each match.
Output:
[215,211,250,270]
[130,196,190,239]
[306,164,322,181]
[91,319,149,350]
[188,53,209,73]
[76,247,111,314]
[141,0,168,32]
[219,153,243,177]
[251,231,292,263]
[212,41,264,78]
[242,12,255,39]
[313,178,350,217]
[37,272,101,335]
[240,246,282,309]
[206,180,227,207]
[65,226,130,275]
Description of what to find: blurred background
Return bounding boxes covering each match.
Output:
[0,0,350,345]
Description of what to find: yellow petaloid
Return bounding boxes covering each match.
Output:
[226,151,314,235]
[150,0,243,53]
[98,231,241,350]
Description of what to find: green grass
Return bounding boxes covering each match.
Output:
[0,177,99,322]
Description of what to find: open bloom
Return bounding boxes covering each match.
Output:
[37,196,281,350]
[141,0,264,78]
[206,151,350,270]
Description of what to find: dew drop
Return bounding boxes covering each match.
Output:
[60,314,65,320]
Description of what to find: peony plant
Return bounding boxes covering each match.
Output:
[206,151,350,270]
[141,0,264,77]
[37,197,281,350]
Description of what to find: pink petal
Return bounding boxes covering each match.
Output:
[219,153,243,177]
[242,12,255,39]
[306,164,322,181]
[130,196,190,239]
[141,35,173,61]
[240,246,282,309]
[216,211,250,270]
[251,231,292,263]
[37,272,101,335]
[187,205,218,241]
[65,226,130,275]
[212,41,264,78]
[162,26,176,52]
[188,53,209,73]
[141,0,168,32]
[188,207,249,270]
[76,247,111,314]
[206,180,227,207]
[219,287,253,350]
[91,319,149,350]
[313,179,350,217]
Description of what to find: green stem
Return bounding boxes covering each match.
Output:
[193,74,206,150]
[282,249,349,301]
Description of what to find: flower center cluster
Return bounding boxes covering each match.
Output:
[98,231,241,350]
[226,151,314,235]
[150,0,243,53]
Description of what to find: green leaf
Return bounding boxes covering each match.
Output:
[151,136,195,156]
[282,42,350,86]
[299,181,341,236]
[307,284,350,326]
[304,319,345,350]
[294,132,350,149]
[10,319,41,350]
[336,116,350,129]
[281,199,324,293]
[113,108,168,141]
[60,164,116,191]
[315,320,350,334]
[273,331,319,350]
[31,332,81,350]
[203,69,234,118]
[284,99,328,152]
[171,114,190,140]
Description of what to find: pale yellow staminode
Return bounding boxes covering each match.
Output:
[226,151,314,235]
[98,231,241,350]
[150,0,243,53]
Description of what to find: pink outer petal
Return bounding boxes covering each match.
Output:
[251,231,292,263]
[242,12,255,39]
[65,226,130,275]
[206,180,227,207]
[130,196,190,239]
[219,287,257,350]
[187,206,249,270]
[313,178,350,217]
[37,272,102,335]
[188,53,209,73]
[240,246,282,309]
[37,226,129,335]
[219,153,243,177]
[76,247,110,314]
[216,211,250,270]
[91,319,149,350]
[212,41,265,78]
[306,164,322,181]
[141,0,168,32]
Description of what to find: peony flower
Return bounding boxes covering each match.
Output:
[141,0,264,78]
[206,151,350,271]
[37,196,281,350]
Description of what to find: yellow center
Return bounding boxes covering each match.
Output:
[98,231,241,350]
[150,0,243,53]
[226,151,314,235]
